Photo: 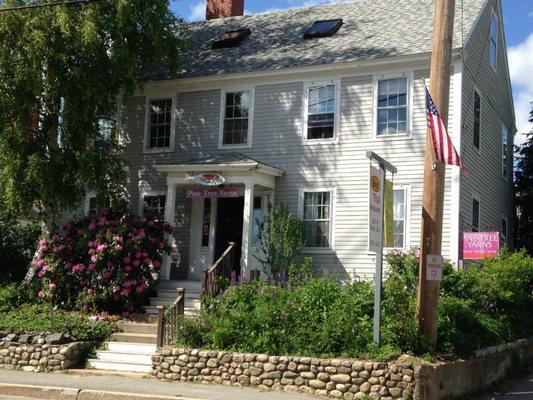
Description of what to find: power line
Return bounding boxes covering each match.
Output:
[0,0,98,12]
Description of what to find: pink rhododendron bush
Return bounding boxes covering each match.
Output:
[34,208,173,315]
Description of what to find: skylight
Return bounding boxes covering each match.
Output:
[303,19,343,39]
[212,28,251,49]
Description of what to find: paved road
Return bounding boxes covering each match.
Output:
[474,372,533,400]
[0,369,312,400]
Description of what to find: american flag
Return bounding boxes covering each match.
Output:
[425,87,464,169]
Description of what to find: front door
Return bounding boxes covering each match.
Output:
[215,197,244,277]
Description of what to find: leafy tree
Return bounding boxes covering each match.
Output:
[515,105,533,253]
[0,0,187,225]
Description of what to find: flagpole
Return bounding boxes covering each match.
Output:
[417,0,455,344]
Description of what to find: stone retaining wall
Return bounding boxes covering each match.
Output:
[152,348,416,399]
[0,341,94,372]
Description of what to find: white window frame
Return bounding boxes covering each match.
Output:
[372,72,414,139]
[138,190,167,217]
[218,87,255,149]
[201,197,214,248]
[302,79,341,145]
[471,192,481,232]
[383,184,411,252]
[143,96,177,154]
[500,215,508,245]
[84,194,97,215]
[489,8,499,72]
[473,87,482,153]
[298,187,336,252]
[501,124,509,178]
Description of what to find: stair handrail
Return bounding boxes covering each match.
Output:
[156,287,186,348]
[202,241,236,297]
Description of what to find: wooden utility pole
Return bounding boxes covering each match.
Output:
[417,0,455,344]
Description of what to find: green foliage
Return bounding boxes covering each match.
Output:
[0,217,41,284]
[0,284,37,314]
[0,1,187,220]
[255,204,305,280]
[172,317,211,349]
[0,304,117,342]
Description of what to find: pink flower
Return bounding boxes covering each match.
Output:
[153,260,161,269]
[35,259,45,267]
[37,291,45,298]
[48,283,56,290]
[132,259,140,267]
[120,288,131,297]
[87,288,94,295]
[96,243,108,252]
[123,280,133,288]
[142,252,148,258]
[135,252,141,258]
[88,263,96,271]
[38,269,46,278]
[112,285,121,293]
[88,222,97,231]
[103,271,112,279]
[136,286,144,293]
[123,256,131,265]
[147,220,154,227]
[124,266,132,273]
[159,242,166,249]
[114,244,123,252]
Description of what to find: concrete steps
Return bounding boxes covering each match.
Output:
[143,280,202,317]
[87,342,156,374]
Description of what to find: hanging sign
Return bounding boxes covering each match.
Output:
[368,165,384,253]
[185,187,241,199]
[462,232,500,260]
[426,254,443,281]
[185,172,225,186]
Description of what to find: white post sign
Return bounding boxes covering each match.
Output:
[368,165,384,253]
[426,254,443,281]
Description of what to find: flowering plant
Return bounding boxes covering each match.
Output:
[33,208,173,315]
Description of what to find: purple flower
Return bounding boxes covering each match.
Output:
[88,222,97,231]
[123,256,131,265]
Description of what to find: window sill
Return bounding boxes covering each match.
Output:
[302,138,339,145]
[218,143,252,150]
[373,132,412,141]
[143,147,174,155]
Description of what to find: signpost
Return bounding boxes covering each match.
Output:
[366,151,397,346]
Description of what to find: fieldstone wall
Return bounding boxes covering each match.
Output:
[152,348,416,399]
[0,340,94,371]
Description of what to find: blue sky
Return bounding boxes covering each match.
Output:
[170,0,533,146]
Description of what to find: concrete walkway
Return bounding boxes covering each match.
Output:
[0,369,313,400]
[474,371,533,400]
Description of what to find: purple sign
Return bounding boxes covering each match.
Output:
[185,187,242,199]
[462,232,500,260]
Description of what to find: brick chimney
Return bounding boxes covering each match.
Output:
[206,0,244,20]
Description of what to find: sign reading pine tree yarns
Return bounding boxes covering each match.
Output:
[462,232,500,260]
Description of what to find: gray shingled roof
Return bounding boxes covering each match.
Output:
[159,0,486,80]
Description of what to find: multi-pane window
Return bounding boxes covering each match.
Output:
[148,99,172,149]
[87,196,110,215]
[223,91,250,145]
[307,83,336,140]
[143,195,166,219]
[201,199,211,247]
[377,77,408,135]
[500,217,507,245]
[392,189,407,249]
[502,126,508,177]
[490,11,498,70]
[473,90,481,149]
[303,191,332,247]
[472,198,480,232]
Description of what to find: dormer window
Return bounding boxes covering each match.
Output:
[212,28,251,49]
[303,19,343,39]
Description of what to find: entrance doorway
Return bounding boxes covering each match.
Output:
[215,197,244,277]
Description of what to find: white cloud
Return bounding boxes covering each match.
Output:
[508,33,533,147]
[187,0,206,22]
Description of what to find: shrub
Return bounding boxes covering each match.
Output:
[33,208,173,315]
[255,204,305,280]
[0,217,41,285]
[0,284,36,314]
[0,304,117,342]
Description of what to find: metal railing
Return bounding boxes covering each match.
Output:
[156,287,186,348]
[202,242,236,297]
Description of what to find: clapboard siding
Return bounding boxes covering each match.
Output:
[460,0,515,248]
[120,66,462,279]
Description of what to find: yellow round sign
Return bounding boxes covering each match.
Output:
[371,175,381,193]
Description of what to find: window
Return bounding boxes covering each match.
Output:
[201,199,211,247]
[305,82,338,140]
[303,19,343,39]
[472,197,480,232]
[88,197,98,215]
[302,191,332,248]
[86,195,110,215]
[212,28,251,49]
[221,90,252,146]
[251,197,262,247]
[473,90,481,149]
[500,217,507,245]
[392,189,407,248]
[147,99,173,149]
[502,126,508,177]
[143,195,166,220]
[490,11,498,70]
[376,77,408,136]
